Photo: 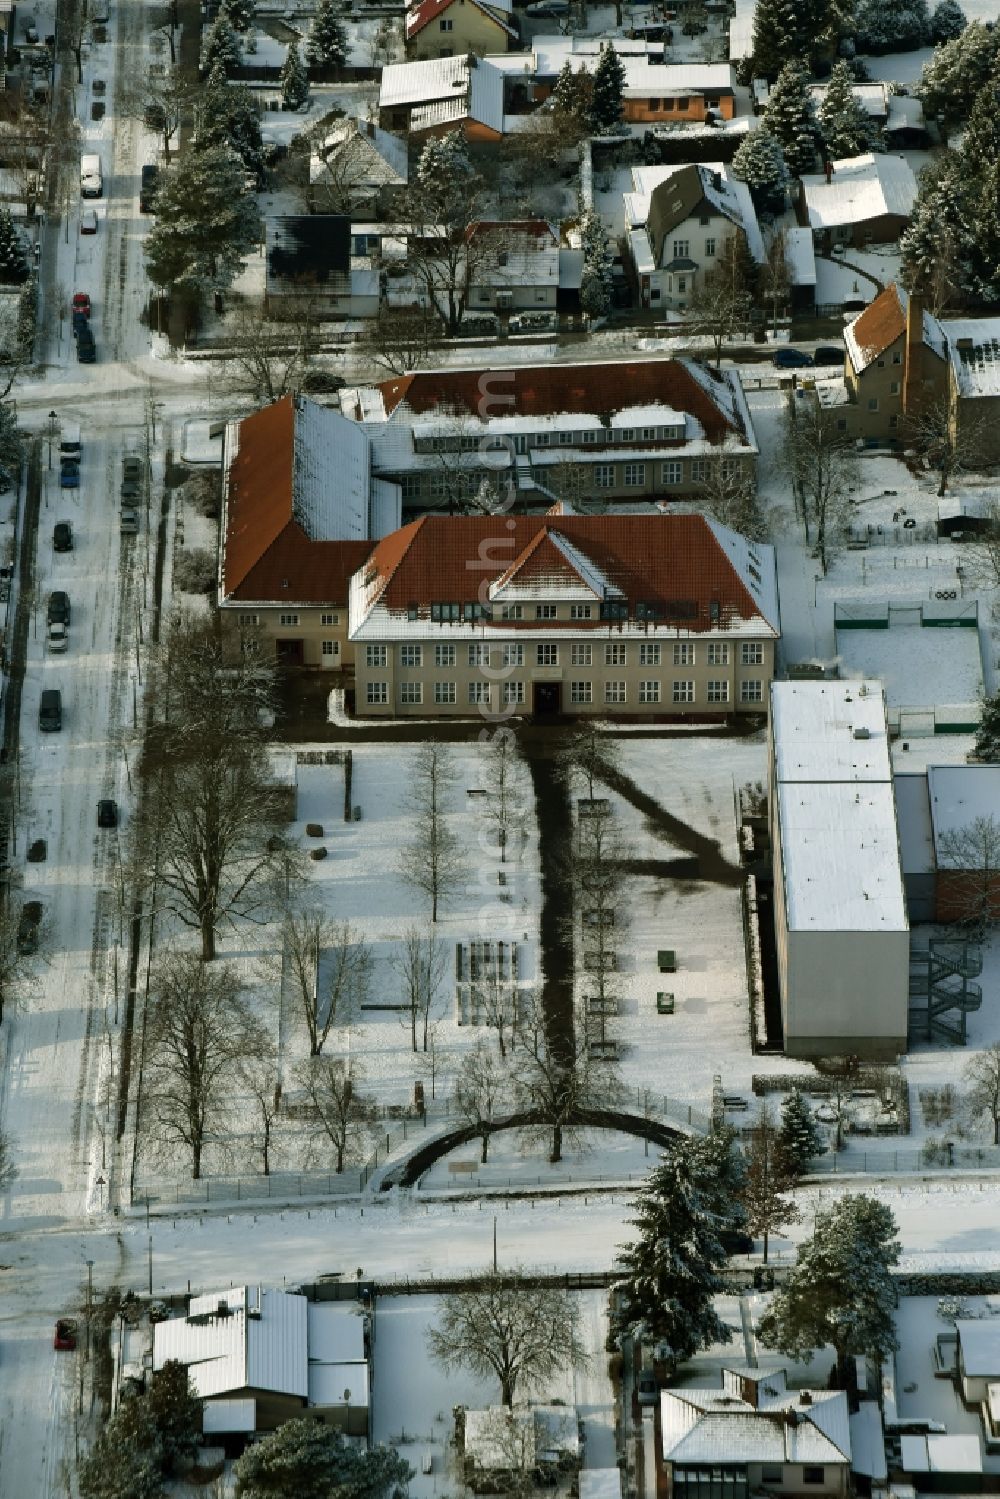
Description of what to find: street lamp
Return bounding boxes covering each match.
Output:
[47,409,57,470]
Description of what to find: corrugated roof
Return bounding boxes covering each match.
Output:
[153,1287,308,1401]
[351,513,779,638]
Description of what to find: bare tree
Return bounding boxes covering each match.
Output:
[359,304,440,376]
[393,925,447,1053]
[513,994,622,1163]
[964,501,1000,590]
[142,616,286,959]
[741,1102,800,1263]
[759,232,790,340]
[0,901,38,1025]
[688,234,755,368]
[142,951,257,1179]
[560,720,620,802]
[398,744,467,922]
[781,398,858,574]
[217,299,322,403]
[965,1044,1000,1144]
[575,811,629,1032]
[690,444,770,541]
[936,815,1000,935]
[904,397,989,497]
[0,1127,18,1191]
[427,1271,588,1406]
[283,908,371,1055]
[453,1041,509,1163]
[471,963,520,1060]
[483,730,526,863]
[294,1056,373,1173]
[240,1035,280,1175]
[123,67,199,160]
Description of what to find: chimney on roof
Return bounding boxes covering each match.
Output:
[799,1391,813,1407]
[823,160,833,184]
[902,287,927,419]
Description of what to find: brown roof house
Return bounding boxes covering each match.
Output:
[347,509,780,718]
[218,394,396,670]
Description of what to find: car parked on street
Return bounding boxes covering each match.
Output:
[120,478,140,502]
[59,462,80,489]
[17,900,42,955]
[53,1319,77,1351]
[97,798,117,828]
[122,455,143,482]
[48,590,70,625]
[53,520,73,551]
[773,347,814,368]
[77,328,96,363]
[80,208,98,235]
[46,621,68,653]
[813,345,845,366]
[72,291,91,317]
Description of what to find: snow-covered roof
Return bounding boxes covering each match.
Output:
[850,1403,887,1482]
[900,1434,982,1474]
[927,766,1000,855]
[580,1473,622,1499]
[293,395,373,544]
[522,35,735,96]
[941,317,1000,398]
[626,162,765,266]
[465,1407,580,1469]
[893,772,935,876]
[379,54,505,134]
[661,1384,852,1466]
[808,81,888,120]
[309,116,408,190]
[770,681,906,935]
[771,680,892,784]
[956,1320,1000,1378]
[801,154,917,231]
[783,227,816,288]
[153,1287,308,1401]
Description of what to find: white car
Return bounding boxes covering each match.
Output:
[80,208,98,235]
[46,622,68,653]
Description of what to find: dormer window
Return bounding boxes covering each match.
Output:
[600,600,628,621]
[619,428,634,443]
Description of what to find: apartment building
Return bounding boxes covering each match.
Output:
[341,357,759,509]
[349,512,779,719]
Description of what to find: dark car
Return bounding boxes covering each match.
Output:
[97,798,117,828]
[54,1318,77,1351]
[72,309,89,338]
[140,164,159,214]
[77,329,96,364]
[53,520,73,551]
[120,478,140,503]
[17,900,42,955]
[300,370,346,394]
[122,455,143,482]
[773,347,814,368]
[813,344,845,366]
[48,590,70,625]
[59,462,80,489]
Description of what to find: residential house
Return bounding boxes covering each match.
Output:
[378,53,505,141]
[522,37,736,123]
[807,80,890,129]
[799,153,917,252]
[623,161,764,312]
[661,1366,853,1499]
[264,216,379,319]
[783,226,816,315]
[342,357,760,509]
[406,0,517,60]
[768,680,909,1060]
[348,511,779,719]
[152,1286,370,1437]
[218,394,400,670]
[896,765,1000,926]
[464,220,559,312]
[843,282,1000,461]
[308,117,408,216]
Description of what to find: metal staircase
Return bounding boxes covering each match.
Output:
[909,937,983,1045]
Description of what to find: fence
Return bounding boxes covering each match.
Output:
[806,1142,1000,1177]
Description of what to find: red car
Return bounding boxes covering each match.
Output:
[53,1318,77,1351]
[72,292,91,318]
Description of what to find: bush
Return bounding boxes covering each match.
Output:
[184,471,221,519]
[173,547,216,594]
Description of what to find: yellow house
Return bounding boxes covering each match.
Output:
[405,0,517,59]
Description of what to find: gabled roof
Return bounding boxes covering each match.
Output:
[843,284,905,375]
[379,54,505,134]
[309,117,408,191]
[350,513,780,639]
[375,359,749,443]
[801,153,917,232]
[406,0,516,41]
[221,395,383,605]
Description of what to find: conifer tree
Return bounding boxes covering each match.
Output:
[975,692,1000,763]
[931,0,966,41]
[758,1195,900,1383]
[819,61,875,159]
[552,59,593,135]
[0,210,28,284]
[203,13,242,75]
[280,38,310,109]
[900,153,970,310]
[144,145,261,300]
[918,21,1000,134]
[731,126,790,214]
[777,1089,825,1176]
[762,61,819,177]
[579,209,612,317]
[198,75,265,182]
[221,0,255,30]
[590,44,625,133]
[854,0,929,52]
[306,0,349,70]
[613,1133,746,1369]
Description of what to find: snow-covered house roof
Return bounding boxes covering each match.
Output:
[465,220,560,290]
[153,1287,308,1401]
[465,1406,580,1471]
[526,35,735,98]
[926,766,1000,857]
[801,154,917,233]
[379,54,505,134]
[955,1320,1000,1378]
[309,116,409,193]
[219,395,393,607]
[348,513,780,642]
[808,81,888,121]
[770,681,907,936]
[626,162,765,266]
[900,1435,982,1474]
[783,227,816,288]
[941,317,1000,398]
[661,1374,852,1468]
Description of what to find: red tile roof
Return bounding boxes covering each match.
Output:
[222,396,372,605]
[376,360,741,441]
[359,514,773,632]
[847,284,905,372]
[406,0,514,38]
